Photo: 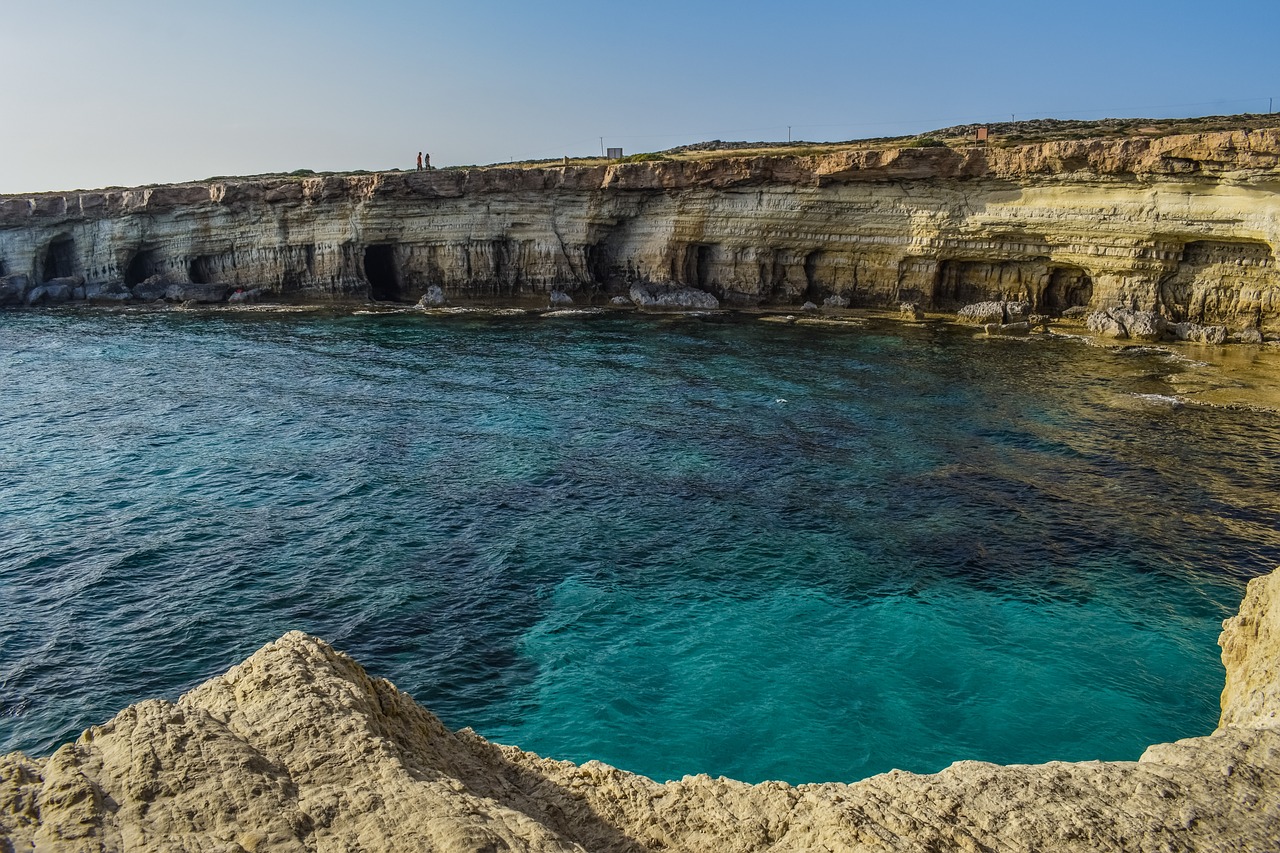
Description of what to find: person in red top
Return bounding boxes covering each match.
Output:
[416,152,423,171]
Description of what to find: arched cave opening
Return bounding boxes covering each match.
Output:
[124,249,163,286]
[188,256,214,285]
[42,237,76,281]
[696,245,713,290]
[803,250,824,302]
[1044,268,1093,313]
[681,243,715,290]
[364,244,401,301]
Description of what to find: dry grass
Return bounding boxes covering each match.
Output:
[493,113,1280,170]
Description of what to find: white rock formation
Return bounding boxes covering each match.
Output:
[3,569,1279,851]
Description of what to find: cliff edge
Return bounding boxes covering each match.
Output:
[2,569,1278,852]
[2,129,1279,336]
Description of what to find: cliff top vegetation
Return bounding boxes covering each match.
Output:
[509,112,1280,170]
[12,113,1280,196]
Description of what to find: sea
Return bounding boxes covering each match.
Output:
[1,307,1278,785]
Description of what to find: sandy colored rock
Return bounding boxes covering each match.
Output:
[0,130,1277,332]
[3,569,1280,851]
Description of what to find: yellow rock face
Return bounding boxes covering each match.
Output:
[1219,568,1280,729]
[3,569,1280,852]
[1,130,1278,330]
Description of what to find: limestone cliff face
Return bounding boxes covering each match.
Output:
[1,130,1279,332]
[2,569,1279,852]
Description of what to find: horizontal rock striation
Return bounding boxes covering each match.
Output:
[2,568,1279,852]
[0,130,1279,331]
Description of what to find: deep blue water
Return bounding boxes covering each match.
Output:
[1,308,1278,784]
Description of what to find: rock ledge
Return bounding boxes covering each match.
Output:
[3,569,1280,851]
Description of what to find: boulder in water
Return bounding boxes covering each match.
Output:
[416,285,447,308]
[957,301,1007,325]
[131,274,169,301]
[0,274,30,305]
[1085,308,1167,342]
[629,283,718,310]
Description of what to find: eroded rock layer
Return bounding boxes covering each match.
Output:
[2,568,1279,852]
[1,130,1279,331]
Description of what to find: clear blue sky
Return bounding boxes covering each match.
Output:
[2,0,1277,193]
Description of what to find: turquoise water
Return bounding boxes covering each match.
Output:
[1,309,1277,784]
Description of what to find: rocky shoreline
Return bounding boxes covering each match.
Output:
[1,128,1278,341]
[2,568,1278,851]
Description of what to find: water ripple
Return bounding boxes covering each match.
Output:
[1,311,1277,781]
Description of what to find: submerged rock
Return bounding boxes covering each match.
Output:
[983,321,1031,336]
[3,569,1280,852]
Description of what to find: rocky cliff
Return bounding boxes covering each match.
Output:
[1,130,1279,333]
[2,568,1278,852]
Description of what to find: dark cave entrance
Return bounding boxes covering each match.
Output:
[681,244,714,290]
[1044,267,1093,313]
[364,244,401,301]
[124,249,162,286]
[42,237,76,281]
[802,250,824,302]
[188,255,214,285]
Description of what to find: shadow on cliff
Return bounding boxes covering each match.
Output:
[446,733,654,853]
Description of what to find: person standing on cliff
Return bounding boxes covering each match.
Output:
[416,152,423,172]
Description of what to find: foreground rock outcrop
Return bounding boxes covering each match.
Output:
[3,569,1279,852]
[1,129,1279,335]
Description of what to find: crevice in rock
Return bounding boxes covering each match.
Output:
[124,249,163,286]
[188,255,214,285]
[1043,266,1093,314]
[681,244,715,291]
[1159,239,1276,326]
[802,250,824,303]
[42,236,76,282]
[932,259,1042,309]
[363,244,402,301]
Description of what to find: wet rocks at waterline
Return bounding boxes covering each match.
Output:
[628,282,720,310]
